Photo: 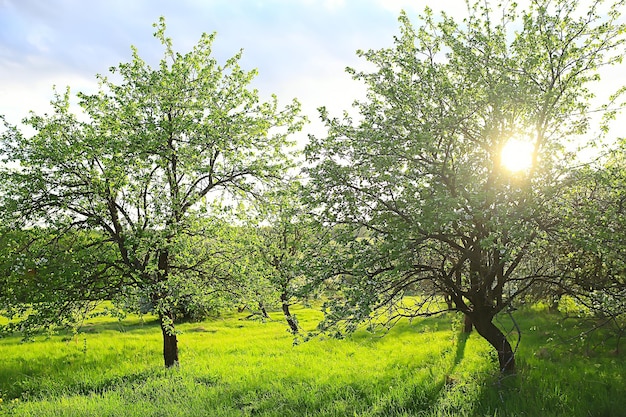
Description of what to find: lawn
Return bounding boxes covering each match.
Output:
[0,305,624,416]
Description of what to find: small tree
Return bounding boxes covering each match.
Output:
[247,181,324,335]
[305,0,625,373]
[0,18,304,367]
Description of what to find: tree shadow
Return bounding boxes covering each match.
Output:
[366,330,472,416]
[1,353,157,399]
[453,331,469,367]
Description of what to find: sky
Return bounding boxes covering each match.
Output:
[1,0,625,146]
[0,0,441,133]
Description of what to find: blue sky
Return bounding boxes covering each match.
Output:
[0,0,441,130]
[1,0,624,144]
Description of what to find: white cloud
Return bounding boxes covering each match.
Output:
[0,0,624,146]
[300,0,346,12]
[25,26,53,53]
[373,0,469,18]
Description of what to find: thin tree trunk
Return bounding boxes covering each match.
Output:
[281,293,299,334]
[472,314,515,373]
[159,312,179,368]
[282,303,299,334]
[258,301,270,319]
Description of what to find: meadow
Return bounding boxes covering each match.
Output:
[0,305,624,417]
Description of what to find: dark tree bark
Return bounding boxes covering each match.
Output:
[159,312,179,368]
[472,312,515,373]
[258,301,270,319]
[281,292,299,334]
[155,249,179,367]
[463,313,473,333]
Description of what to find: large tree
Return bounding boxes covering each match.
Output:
[0,18,304,367]
[305,0,625,373]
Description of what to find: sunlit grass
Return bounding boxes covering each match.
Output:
[1,305,624,416]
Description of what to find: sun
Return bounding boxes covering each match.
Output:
[500,139,535,173]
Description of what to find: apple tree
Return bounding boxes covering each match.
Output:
[305,0,625,372]
[0,18,304,367]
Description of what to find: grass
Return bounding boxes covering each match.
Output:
[0,305,624,417]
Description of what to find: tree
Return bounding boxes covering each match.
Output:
[248,181,325,335]
[0,18,304,367]
[552,140,626,352]
[305,0,625,373]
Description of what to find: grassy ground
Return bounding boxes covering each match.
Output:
[0,306,624,417]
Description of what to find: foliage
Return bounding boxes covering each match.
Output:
[550,139,626,350]
[564,140,626,294]
[0,17,304,366]
[304,0,626,372]
[244,181,328,334]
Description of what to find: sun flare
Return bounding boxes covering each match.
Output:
[500,139,534,173]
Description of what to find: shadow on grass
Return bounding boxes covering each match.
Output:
[0,319,163,400]
[471,357,626,417]
[0,350,160,400]
[365,331,471,417]
[453,331,469,367]
[77,317,160,334]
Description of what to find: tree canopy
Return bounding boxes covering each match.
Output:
[304,0,626,372]
[0,18,305,367]
[1,1,625,375]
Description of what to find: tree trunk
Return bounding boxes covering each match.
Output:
[282,303,299,334]
[155,249,178,367]
[472,313,515,373]
[281,293,299,334]
[463,313,473,333]
[159,312,179,368]
[258,301,270,319]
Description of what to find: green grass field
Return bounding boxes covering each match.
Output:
[0,305,624,417]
